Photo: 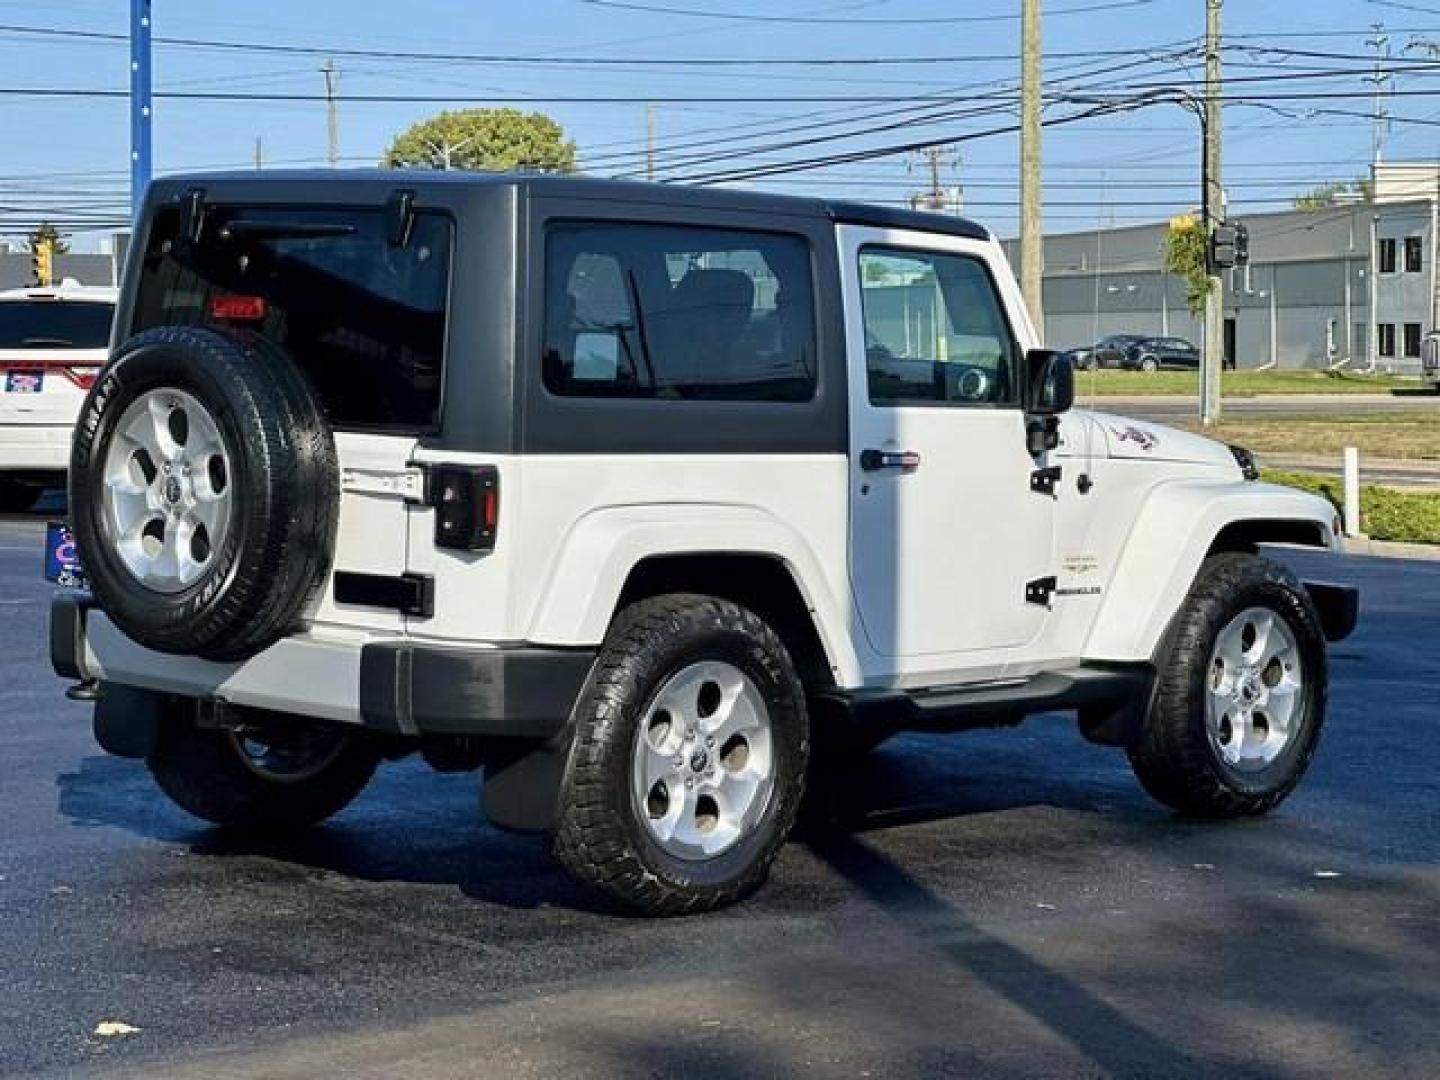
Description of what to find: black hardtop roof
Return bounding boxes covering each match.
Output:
[147,169,992,242]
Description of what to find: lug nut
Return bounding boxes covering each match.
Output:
[685,778,695,789]
[706,736,715,748]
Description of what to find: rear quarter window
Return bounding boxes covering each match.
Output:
[132,204,452,432]
[542,221,817,402]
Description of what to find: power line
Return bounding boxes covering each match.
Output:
[573,0,1154,24]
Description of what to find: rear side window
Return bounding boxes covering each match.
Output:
[133,204,452,432]
[543,222,816,402]
[0,301,113,349]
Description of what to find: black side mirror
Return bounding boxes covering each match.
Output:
[1022,349,1075,416]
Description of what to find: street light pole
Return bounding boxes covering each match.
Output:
[130,0,153,220]
[1201,0,1225,426]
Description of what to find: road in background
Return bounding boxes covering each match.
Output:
[1,515,1437,1078]
[1095,393,1440,420]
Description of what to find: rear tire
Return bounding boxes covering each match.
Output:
[551,594,809,915]
[148,705,380,831]
[1128,553,1327,817]
[1140,355,1160,373]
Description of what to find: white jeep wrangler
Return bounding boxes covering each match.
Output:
[52,173,1357,914]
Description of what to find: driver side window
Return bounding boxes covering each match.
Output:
[859,246,1019,407]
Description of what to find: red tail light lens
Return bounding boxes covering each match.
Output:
[64,367,99,390]
[429,464,498,552]
[210,294,267,322]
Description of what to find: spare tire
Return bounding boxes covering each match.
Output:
[70,326,338,661]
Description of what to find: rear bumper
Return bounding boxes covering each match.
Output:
[0,423,71,472]
[51,592,594,739]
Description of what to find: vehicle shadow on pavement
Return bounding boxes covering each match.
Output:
[54,753,608,913]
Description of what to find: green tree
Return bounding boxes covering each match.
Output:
[1162,214,1212,317]
[383,108,576,173]
[24,221,70,256]
[1292,178,1372,210]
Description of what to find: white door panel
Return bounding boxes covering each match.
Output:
[840,225,1056,677]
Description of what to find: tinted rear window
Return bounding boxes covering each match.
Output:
[133,204,452,432]
[0,301,114,349]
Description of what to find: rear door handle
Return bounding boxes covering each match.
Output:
[860,449,922,473]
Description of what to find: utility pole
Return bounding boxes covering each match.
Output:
[321,59,340,168]
[254,137,263,171]
[908,145,961,213]
[130,0,153,219]
[1020,0,1045,340]
[646,104,657,181]
[1200,0,1225,426]
[1365,25,1392,166]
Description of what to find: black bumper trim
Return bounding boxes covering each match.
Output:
[50,590,94,681]
[360,642,595,738]
[1303,580,1359,643]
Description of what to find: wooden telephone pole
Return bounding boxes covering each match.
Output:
[1020,0,1045,339]
[1200,0,1224,425]
[322,59,341,168]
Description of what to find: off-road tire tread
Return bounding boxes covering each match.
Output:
[550,594,808,916]
[1128,552,1327,817]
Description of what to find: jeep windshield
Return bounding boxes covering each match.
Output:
[132,203,452,433]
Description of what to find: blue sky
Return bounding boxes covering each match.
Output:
[4,0,1440,245]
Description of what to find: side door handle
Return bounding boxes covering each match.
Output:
[860,449,922,473]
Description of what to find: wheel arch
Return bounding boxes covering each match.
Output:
[1085,480,1339,662]
[523,504,861,688]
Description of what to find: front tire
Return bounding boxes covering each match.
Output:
[148,705,381,831]
[1128,553,1327,817]
[551,594,809,915]
[1140,355,1160,373]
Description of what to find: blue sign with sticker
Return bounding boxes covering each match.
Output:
[44,521,87,588]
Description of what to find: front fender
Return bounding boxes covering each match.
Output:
[524,503,862,686]
[1085,480,1339,662]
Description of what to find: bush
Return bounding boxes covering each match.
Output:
[1261,470,1440,545]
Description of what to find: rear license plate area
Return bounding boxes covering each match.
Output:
[4,370,44,393]
[44,521,87,587]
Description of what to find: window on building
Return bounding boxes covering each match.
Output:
[542,222,816,402]
[1405,322,1423,359]
[1379,323,1397,358]
[1379,238,1398,274]
[1406,237,1424,274]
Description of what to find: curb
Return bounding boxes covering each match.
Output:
[1341,537,1440,562]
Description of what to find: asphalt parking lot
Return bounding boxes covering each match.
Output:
[1,511,1437,1079]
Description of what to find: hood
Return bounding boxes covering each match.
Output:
[1074,410,1239,469]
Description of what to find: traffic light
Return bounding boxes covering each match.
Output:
[1210,221,1250,271]
[31,238,54,287]
[1210,223,1238,271]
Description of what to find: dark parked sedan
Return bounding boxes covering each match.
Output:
[1121,336,1199,372]
[1067,334,1146,371]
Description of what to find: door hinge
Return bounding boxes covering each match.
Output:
[340,465,429,503]
[1030,465,1063,496]
[1025,576,1058,606]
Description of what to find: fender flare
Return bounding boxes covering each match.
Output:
[524,503,863,686]
[1085,480,1339,662]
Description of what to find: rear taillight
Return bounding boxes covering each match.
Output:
[64,367,99,390]
[210,294,267,322]
[428,464,498,552]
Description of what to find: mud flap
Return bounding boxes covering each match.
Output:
[93,683,166,759]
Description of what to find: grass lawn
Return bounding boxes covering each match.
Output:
[1076,369,1422,397]
[1262,469,1440,545]
[1176,414,1440,461]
